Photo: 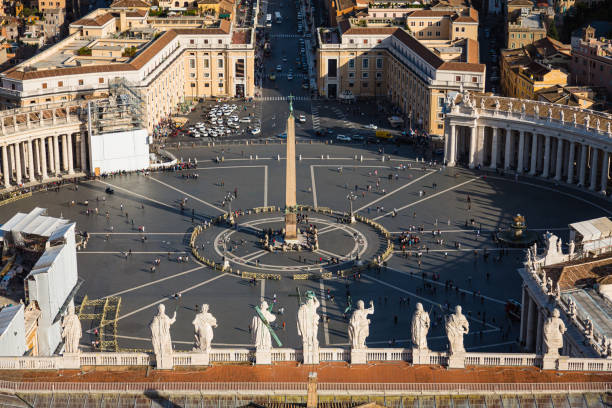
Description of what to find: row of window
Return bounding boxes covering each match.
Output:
[42,77,105,89]
[347,72,383,79]
[189,58,224,69]
[347,57,384,70]
[409,21,442,27]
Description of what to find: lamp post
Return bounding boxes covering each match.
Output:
[346,192,357,223]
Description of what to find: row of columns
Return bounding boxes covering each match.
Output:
[446,124,610,195]
[0,133,86,189]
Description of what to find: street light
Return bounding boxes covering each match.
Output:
[346,192,357,223]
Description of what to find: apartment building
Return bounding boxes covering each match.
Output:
[570,26,612,98]
[0,4,255,131]
[38,0,65,12]
[506,9,546,49]
[317,23,485,136]
[406,8,478,42]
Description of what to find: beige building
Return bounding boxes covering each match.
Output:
[317,24,485,136]
[0,6,255,131]
[506,9,546,49]
[38,0,65,12]
[405,8,478,42]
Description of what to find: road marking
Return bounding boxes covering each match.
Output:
[79,251,189,254]
[195,165,270,170]
[355,170,435,212]
[389,227,568,234]
[147,175,224,212]
[241,249,268,263]
[385,266,507,305]
[88,232,189,235]
[97,265,205,299]
[364,274,500,330]
[96,180,175,210]
[116,273,228,323]
[373,177,480,221]
[320,280,330,345]
[310,165,318,209]
[264,165,268,207]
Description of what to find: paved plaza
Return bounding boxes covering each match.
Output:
[2,142,611,354]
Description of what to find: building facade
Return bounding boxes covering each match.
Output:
[570,26,612,99]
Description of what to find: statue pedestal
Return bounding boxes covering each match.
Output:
[350,348,367,364]
[62,353,80,369]
[447,352,465,369]
[303,348,319,365]
[222,259,230,271]
[155,353,174,370]
[542,353,562,370]
[256,349,272,365]
[411,348,430,365]
[190,352,210,366]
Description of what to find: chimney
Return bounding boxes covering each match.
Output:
[306,372,318,408]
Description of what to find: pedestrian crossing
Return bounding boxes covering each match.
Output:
[331,106,358,130]
[311,103,320,131]
[275,73,308,79]
[255,96,311,101]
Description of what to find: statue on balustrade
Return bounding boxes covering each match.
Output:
[596,118,600,130]
[585,115,590,128]
[193,304,217,353]
[445,305,469,354]
[534,104,539,117]
[297,294,320,363]
[542,308,566,356]
[251,300,276,350]
[560,110,564,122]
[411,302,430,350]
[494,99,500,111]
[150,304,177,357]
[348,300,374,349]
[62,303,82,354]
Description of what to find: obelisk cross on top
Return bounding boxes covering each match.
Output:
[284,94,298,240]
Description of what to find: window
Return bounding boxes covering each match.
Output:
[436,31,440,36]
[419,21,424,26]
[190,83,196,87]
[203,58,209,68]
[218,72,224,78]
[204,73,210,78]
[204,39,209,44]
[189,59,196,69]
[328,59,337,77]
[472,76,477,82]
[217,59,223,68]
[363,39,368,44]
[377,39,382,44]
[419,32,423,37]
[362,72,368,78]
[190,39,195,44]
[235,58,245,78]
[98,77,104,83]
[410,21,415,26]
[190,73,196,78]
[427,32,432,37]
[78,79,83,85]
[436,21,440,26]
[428,21,432,26]
[42,83,47,89]
[376,58,383,69]
[362,58,369,69]
[348,59,355,69]
[455,76,461,81]
[456,27,459,32]
[438,124,444,129]
[362,82,368,87]
[438,96,444,107]
[218,82,223,88]
[205,83,210,87]
[348,72,355,78]
[348,82,354,87]
[375,72,382,79]
[218,39,222,44]
[349,39,354,44]
[58,81,63,87]
[461,27,465,32]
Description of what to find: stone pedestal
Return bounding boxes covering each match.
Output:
[303,348,319,365]
[155,353,174,370]
[542,354,560,370]
[411,348,430,365]
[351,348,367,364]
[190,352,210,366]
[447,352,465,369]
[256,349,272,365]
[62,353,80,369]
[222,258,230,271]
[285,212,297,239]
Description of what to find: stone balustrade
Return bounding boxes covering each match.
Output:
[1,348,609,371]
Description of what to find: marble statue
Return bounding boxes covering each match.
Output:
[62,303,82,354]
[543,308,566,356]
[150,304,177,357]
[192,304,217,353]
[411,303,430,350]
[573,113,577,124]
[251,300,276,350]
[547,277,553,295]
[555,282,561,300]
[348,300,374,349]
[585,318,594,339]
[556,237,562,254]
[596,118,600,130]
[494,99,500,111]
[560,110,564,122]
[297,295,320,362]
[543,232,564,265]
[534,104,539,116]
[608,122,611,133]
[508,101,513,112]
[585,115,590,128]
[568,298,576,317]
[568,240,575,257]
[445,305,469,354]
[521,103,526,113]
[480,98,485,109]
[548,108,553,119]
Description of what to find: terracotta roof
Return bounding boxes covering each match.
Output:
[231,29,250,44]
[408,10,454,17]
[393,28,444,68]
[439,61,485,72]
[507,0,533,5]
[126,9,148,17]
[465,38,479,64]
[110,0,150,7]
[198,0,219,4]
[343,26,397,35]
[544,253,612,291]
[72,12,115,27]
[2,362,612,384]
[2,26,232,80]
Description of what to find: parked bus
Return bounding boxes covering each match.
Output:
[265,13,272,27]
[274,11,282,23]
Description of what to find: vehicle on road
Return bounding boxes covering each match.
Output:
[239,117,252,123]
[366,123,378,130]
[269,73,276,81]
[336,134,351,142]
[251,127,261,135]
[276,64,282,71]
[274,11,282,23]
[302,80,309,89]
[298,114,306,123]
[351,134,364,141]
[287,71,293,80]
[277,133,287,139]
[265,13,272,27]
[105,187,114,194]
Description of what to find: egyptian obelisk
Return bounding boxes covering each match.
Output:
[285,95,298,240]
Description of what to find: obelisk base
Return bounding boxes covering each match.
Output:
[285,212,297,239]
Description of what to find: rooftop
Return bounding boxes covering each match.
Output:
[0,207,70,238]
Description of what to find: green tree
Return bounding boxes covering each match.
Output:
[547,21,559,40]
[77,46,92,56]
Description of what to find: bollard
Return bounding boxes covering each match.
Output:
[277,154,280,161]
[256,154,258,159]
[321,154,324,159]
[326,154,330,159]
[250,154,253,160]
[360,155,363,162]
[381,156,385,162]
[299,154,302,161]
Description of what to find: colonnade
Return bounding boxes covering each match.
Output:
[446,124,610,194]
[0,133,88,189]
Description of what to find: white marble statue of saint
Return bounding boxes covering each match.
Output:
[573,113,577,124]
[585,115,590,128]
[348,300,374,349]
[62,303,82,354]
[251,300,276,350]
[297,296,320,359]
[560,110,564,122]
[534,104,539,116]
[445,305,469,354]
[411,302,430,350]
[150,304,177,357]
[494,99,500,111]
[192,304,217,353]
[480,98,485,109]
[543,308,566,356]
[608,122,611,134]
[596,118,600,130]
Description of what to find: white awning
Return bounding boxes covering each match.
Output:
[569,217,612,242]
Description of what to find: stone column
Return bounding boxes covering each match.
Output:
[61,134,68,172]
[40,138,48,180]
[536,308,544,354]
[589,148,598,191]
[567,141,575,184]
[80,132,88,172]
[53,135,60,175]
[34,139,41,177]
[525,295,537,351]
[517,130,525,174]
[14,143,22,185]
[504,129,512,170]
[477,126,485,166]
[601,150,608,193]
[490,127,498,169]
[27,140,35,182]
[9,144,15,179]
[2,145,9,188]
[48,137,55,174]
[67,134,74,174]
[519,285,528,344]
[554,138,564,181]
[529,133,538,175]
[447,124,457,166]
[578,144,587,187]
[542,135,551,178]
[468,126,477,169]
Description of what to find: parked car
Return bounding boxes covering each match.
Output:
[298,114,306,123]
[366,123,378,130]
[239,117,252,123]
[251,127,261,135]
[351,134,364,141]
[277,132,287,139]
[336,134,351,142]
